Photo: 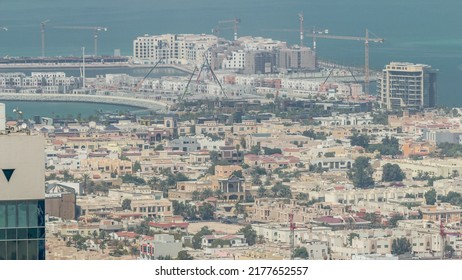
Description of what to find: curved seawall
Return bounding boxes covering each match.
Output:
[0,93,167,111]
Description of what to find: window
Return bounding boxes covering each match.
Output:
[7,203,16,228]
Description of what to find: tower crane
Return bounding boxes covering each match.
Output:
[53,25,108,56]
[303,29,383,95]
[40,19,50,57]
[289,213,296,260]
[439,220,461,259]
[266,17,383,95]
[218,18,240,41]
[298,13,304,47]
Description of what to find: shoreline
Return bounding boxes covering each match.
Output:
[0,93,167,111]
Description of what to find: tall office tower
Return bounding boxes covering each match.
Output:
[378,62,437,110]
[0,103,45,260]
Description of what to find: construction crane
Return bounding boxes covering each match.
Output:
[266,17,383,95]
[53,25,108,56]
[301,29,383,95]
[212,25,235,39]
[40,19,50,57]
[133,60,162,92]
[298,13,304,47]
[289,213,296,260]
[439,220,461,259]
[218,18,240,41]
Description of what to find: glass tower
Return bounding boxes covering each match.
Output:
[0,200,45,260]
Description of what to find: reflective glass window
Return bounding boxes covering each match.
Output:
[6,241,16,260]
[38,239,45,260]
[7,202,16,228]
[0,204,6,228]
[27,240,37,260]
[28,201,37,227]
[18,202,28,228]
[38,200,45,227]
[17,240,27,260]
[0,241,5,260]
[17,228,27,240]
[38,227,45,239]
[27,228,38,239]
[6,229,16,240]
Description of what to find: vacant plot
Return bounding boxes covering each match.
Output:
[187,221,244,234]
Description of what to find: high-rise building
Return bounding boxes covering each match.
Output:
[0,103,46,260]
[378,62,437,110]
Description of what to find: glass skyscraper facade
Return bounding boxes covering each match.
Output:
[0,200,45,260]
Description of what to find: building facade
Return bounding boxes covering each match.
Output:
[378,62,437,110]
[0,109,46,260]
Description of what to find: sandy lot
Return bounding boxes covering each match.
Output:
[187,222,244,234]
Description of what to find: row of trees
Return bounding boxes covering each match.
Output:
[257,182,292,198]
[350,134,401,156]
[348,157,406,188]
[172,201,215,220]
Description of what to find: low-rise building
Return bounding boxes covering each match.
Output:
[139,234,183,260]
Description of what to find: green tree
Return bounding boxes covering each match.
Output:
[192,191,201,201]
[347,233,360,246]
[192,226,213,249]
[367,136,401,156]
[154,144,164,151]
[391,237,412,255]
[257,185,267,198]
[350,134,369,148]
[425,189,437,205]
[263,147,282,155]
[121,174,146,185]
[348,157,374,189]
[231,170,243,178]
[389,214,404,227]
[382,163,405,182]
[200,188,214,200]
[445,245,455,259]
[437,142,462,157]
[271,182,292,198]
[250,144,261,155]
[132,161,141,173]
[293,247,309,259]
[324,152,335,158]
[199,203,215,220]
[122,199,132,210]
[177,250,194,260]
[238,225,257,246]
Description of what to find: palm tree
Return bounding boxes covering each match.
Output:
[234,203,244,215]
[214,189,224,200]
[201,188,214,200]
[257,186,267,198]
[192,191,201,201]
[82,173,90,195]
[100,242,106,254]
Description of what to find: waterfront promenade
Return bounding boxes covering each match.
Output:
[0,93,167,111]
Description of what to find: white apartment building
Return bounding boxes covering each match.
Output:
[133,33,218,65]
[222,50,246,70]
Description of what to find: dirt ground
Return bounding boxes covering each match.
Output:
[187,221,244,234]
